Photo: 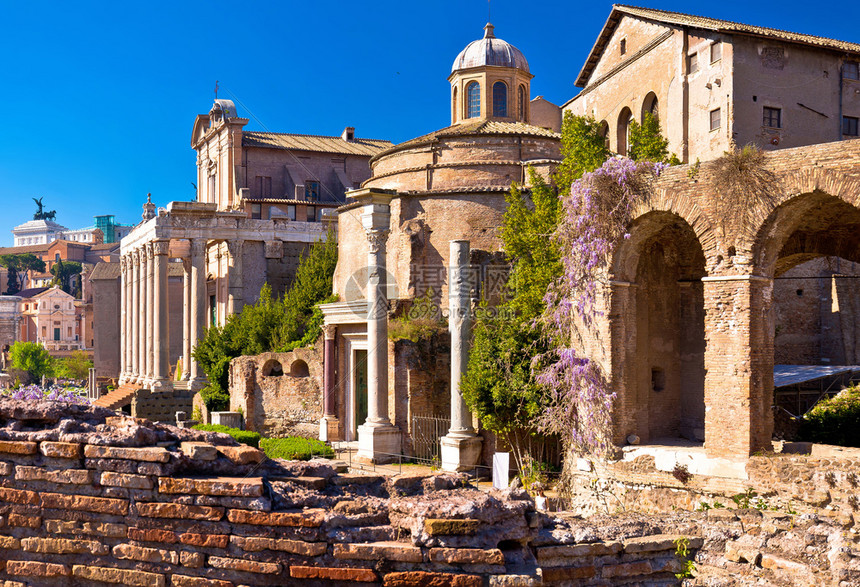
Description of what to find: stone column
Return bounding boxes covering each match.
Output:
[189,238,208,389]
[118,256,128,383]
[226,239,244,316]
[151,240,171,391]
[356,191,400,463]
[441,240,482,472]
[702,275,774,458]
[319,324,339,441]
[132,249,142,384]
[144,243,154,385]
[182,257,192,380]
[125,255,134,382]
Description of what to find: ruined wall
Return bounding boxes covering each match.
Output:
[229,348,323,438]
[0,400,700,586]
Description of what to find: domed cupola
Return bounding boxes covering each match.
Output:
[448,23,534,125]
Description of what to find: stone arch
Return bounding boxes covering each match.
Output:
[261,359,283,377]
[616,107,633,156]
[290,359,310,377]
[609,211,707,444]
[641,92,659,120]
[597,120,609,150]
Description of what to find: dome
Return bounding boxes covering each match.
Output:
[451,23,529,74]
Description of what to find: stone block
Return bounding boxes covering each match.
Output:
[6,561,70,577]
[0,462,11,476]
[100,471,154,489]
[179,533,229,548]
[290,565,378,582]
[158,476,264,497]
[39,442,82,459]
[180,441,218,461]
[208,556,281,574]
[8,513,41,528]
[72,565,165,587]
[382,571,482,586]
[21,537,109,555]
[137,462,164,475]
[128,527,178,543]
[0,536,21,549]
[227,508,323,527]
[488,576,538,587]
[600,561,653,578]
[231,536,327,556]
[622,534,703,553]
[536,541,622,560]
[429,547,504,565]
[211,411,243,428]
[0,441,37,455]
[15,466,92,484]
[216,445,265,465]
[171,575,233,587]
[539,566,596,582]
[334,542,424,562]
[424,519,480,536]
[331,474,384,486]
[0,487,39,505]
[136,502,223,521]
[113,543,179,564]
[440,435,483,473]
[356,423,401,464]
[41,492,129,515]
[46,519,126,538]
[83,445,170,463]
[179,551,204,568]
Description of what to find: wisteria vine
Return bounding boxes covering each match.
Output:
[0,384,89,405]
[537,157,665,458]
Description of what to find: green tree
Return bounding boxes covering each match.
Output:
[628,111,676,163]
[192,233,338,411]
[50,259,83,296]
[462,114,609,472]
[0,254,46,294]
[9,341,54,382]
[53,350,92,381]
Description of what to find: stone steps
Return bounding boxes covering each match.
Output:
[92,384,137,410]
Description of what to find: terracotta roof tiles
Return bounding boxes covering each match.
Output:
[242,132,392,157]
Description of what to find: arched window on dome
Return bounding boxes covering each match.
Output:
[466,82,481,119]
[518,85,526,120]
[452,87,458,122]
[493,82,508,117]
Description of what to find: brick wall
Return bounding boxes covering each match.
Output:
[0,402,697,586]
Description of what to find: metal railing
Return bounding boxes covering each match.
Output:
[410,413,450,462]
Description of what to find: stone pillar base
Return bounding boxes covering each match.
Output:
[356,424,401,464]
[188,378,208,392]
[440,434,483,472]
[149,379,173,393]
[319,416,341,442]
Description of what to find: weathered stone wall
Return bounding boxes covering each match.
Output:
[0,400,703,586]
[229,348,323,438]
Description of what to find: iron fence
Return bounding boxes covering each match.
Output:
[411,413,450,462]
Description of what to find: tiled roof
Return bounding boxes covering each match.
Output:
[89,262,121,280]
[371,120,560,162]
[242,132,392,157]
[0,243,49,255]
[576,4,860,87]
[16,287,49,299]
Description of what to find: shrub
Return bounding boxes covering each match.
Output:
[800,386,860,447]
[199,384,230,413]
[192,424,261,448]
[260,437,334,461]
[9,341,54,382]
[53,350,93,381]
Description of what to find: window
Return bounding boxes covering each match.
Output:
[287,205,296,221]
[518,85,525,119]
[255,175,272,198]
[305,180,320,201]
[710,42,722,63]
[763,107,781,128]
[466,82,481,118]
[688,53,698,74]
[209,294,216,326]
[307,205,316,222]
[620,38,627,55]
[452,87,458,122]
[844,116,859,136]
[710,108,721,131]
[41,326,46,338]
[492,81,507,117]
[250,203,262,219]
[844,61,859,80]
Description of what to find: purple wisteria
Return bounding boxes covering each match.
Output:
[537,157,664,458]
[1,384,90,405]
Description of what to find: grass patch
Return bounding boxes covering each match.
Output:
[260,437,334,461]
[193,424,261,448]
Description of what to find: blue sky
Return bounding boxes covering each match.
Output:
[1,0,858,246]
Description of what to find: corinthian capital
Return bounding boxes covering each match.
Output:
[366,229,389,254]
[152,239,170,256]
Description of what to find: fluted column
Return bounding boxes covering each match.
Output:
[189,238,207,388]
[144,243,154,385]
[119,256,127,383]
[226,239,244,316]
[355,190,400,463]
[124,255,133,381]
[440,240,482,472]
[151,239,171,391]
[131,250,141,383]
[182,257,192,380]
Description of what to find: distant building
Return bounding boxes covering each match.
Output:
[0,296,21,361]
[0,239,120,292]
[17,287,82,353]
[564,5,860,162]
[12,214,133,247]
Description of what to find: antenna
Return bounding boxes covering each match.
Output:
[214,80,219,100]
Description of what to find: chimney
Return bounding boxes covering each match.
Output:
[341,127,355,142]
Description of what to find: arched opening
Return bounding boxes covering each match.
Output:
[262,359,283,377]
[518,85,526,120]
[612,212,707,444]
[642,92,659,120]
[755,192,860,418]
[617,107,633,156]
[452,87,458,123]
[598,120,610,150]
[290,359,310,377]
[493,81,507,117]
[466,82,481,119]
